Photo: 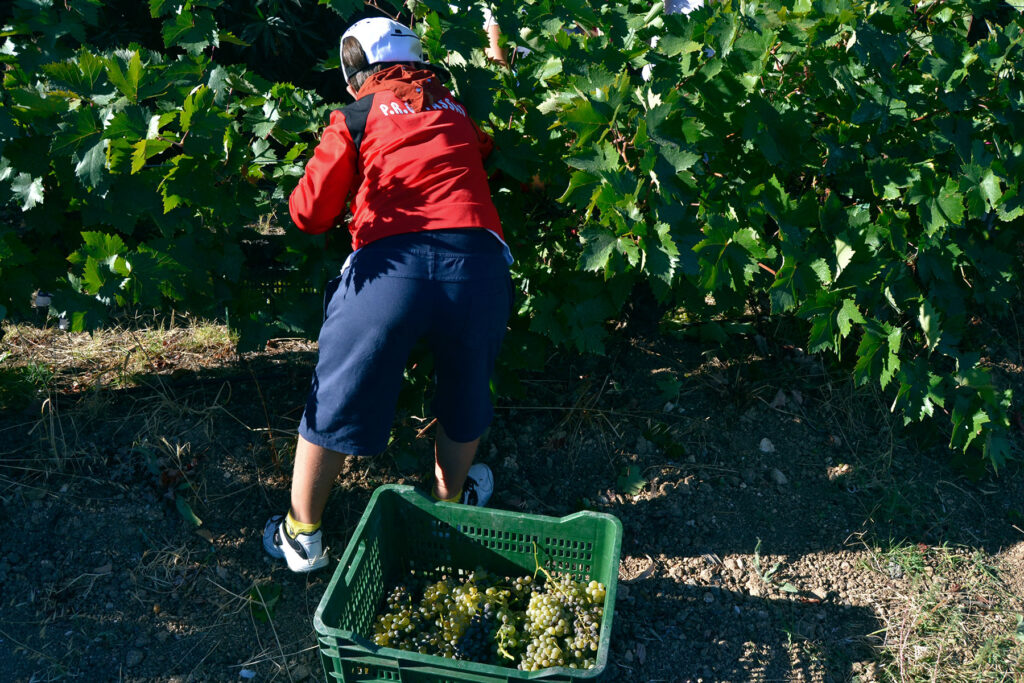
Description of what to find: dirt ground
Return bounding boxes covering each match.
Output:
[1,324,1022,682]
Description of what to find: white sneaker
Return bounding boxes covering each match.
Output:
[460,463,494,507]
[262,514,329,573]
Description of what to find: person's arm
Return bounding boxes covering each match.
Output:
[471,117,494,159]
[481,6,508,67]
[485,23,508,67]
[288,110,358,235]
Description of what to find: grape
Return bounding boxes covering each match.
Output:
[369,568,606,671]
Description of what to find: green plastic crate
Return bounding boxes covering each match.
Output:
[314,485,623,683]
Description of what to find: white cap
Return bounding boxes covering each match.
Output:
[340,18,424,83]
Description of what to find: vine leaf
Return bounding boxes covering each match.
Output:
[75,139,108,188]
[643,223,679,284]
[106,50,143,102]
[579,226,617,273]
[566,141,619,174]
[11,174,44,211]
[918,299,943,352]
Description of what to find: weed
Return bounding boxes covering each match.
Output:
[0,362,54,410]
[249,582,282,623]
[752,538,798,594]
[872,544,1024,681]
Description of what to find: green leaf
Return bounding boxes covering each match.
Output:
[175,494,202,527]
[106,50,143,102]
[960,164,1003,219]
[179,86,221,143]
[950,399,990,453]
[997,184,1024,222]
[251,138,277,166]
[834,238,855,279]
[918,299,942,352]
[248,583,282,623]
[579,226,617,272]
[73,231,127,266]
[892,357,945,424]
[559,98,607,128]
[122,244,185,305]
[42,50,107,97]
[934,178,965,226]
[52,107,102,157]
[11,173,44,211]
[130,139,172,174]
[104,107,152,141]
[909,175,965,235]
[770,261,799,314]
[75,139,108,188]
[659,146,701,173]
[707,12,738,58]
[854,322,901,389]
[804,294,863,357]
[837,298,865,339]
[162,9,218,55]
[558,171,601,206]
[696,221,758,293]
[660,36,702,58]
[50,287,109,332]
[882,327,902,389]
[534,56,563,84]
[868,158,919,201]
[566,141,619,174]
[643,223,679,284]
[148,0,184,18]
[616,466,647,496]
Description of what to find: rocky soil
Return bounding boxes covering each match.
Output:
[1,328,1022,682]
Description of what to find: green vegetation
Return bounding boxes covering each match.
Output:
[1,0,1022,468]
[870,542,1024,681]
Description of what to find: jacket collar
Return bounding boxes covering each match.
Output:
[357,64,449,112]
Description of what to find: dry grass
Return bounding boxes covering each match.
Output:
[1,316,239,393]
[870,542,1024,682]
[1,316,313,474]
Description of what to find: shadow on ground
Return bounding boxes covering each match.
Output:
[1,328,1022,682]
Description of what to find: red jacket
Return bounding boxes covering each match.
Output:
[288,65,503,250]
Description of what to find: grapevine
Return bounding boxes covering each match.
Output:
[370,568,607,671]
[2,1,1022,468]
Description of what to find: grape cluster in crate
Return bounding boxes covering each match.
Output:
[372,567,607,671]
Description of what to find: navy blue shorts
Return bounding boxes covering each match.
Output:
[299,229,512,455]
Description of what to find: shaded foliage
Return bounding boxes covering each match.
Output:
[1,0,1022,467]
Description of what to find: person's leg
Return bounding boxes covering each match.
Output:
[266,251,428,571]
[264,433,342,572]
[289,435,348,524]
[433,422,480,500]
[428,246,510,506]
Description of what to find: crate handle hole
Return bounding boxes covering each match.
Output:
[344,541,366,586]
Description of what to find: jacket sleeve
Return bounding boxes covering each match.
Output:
[471,118,494,160]
[288,110,358,235]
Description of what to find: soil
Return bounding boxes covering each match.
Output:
[1,327,1023,682]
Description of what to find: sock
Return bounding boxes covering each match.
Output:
[431,486,462,503]
[285,510,321,539]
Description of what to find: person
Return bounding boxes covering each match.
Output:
[262,17,513,573]
[665,0,704,14]
[643,0,708,82]
[447,3,513,67]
